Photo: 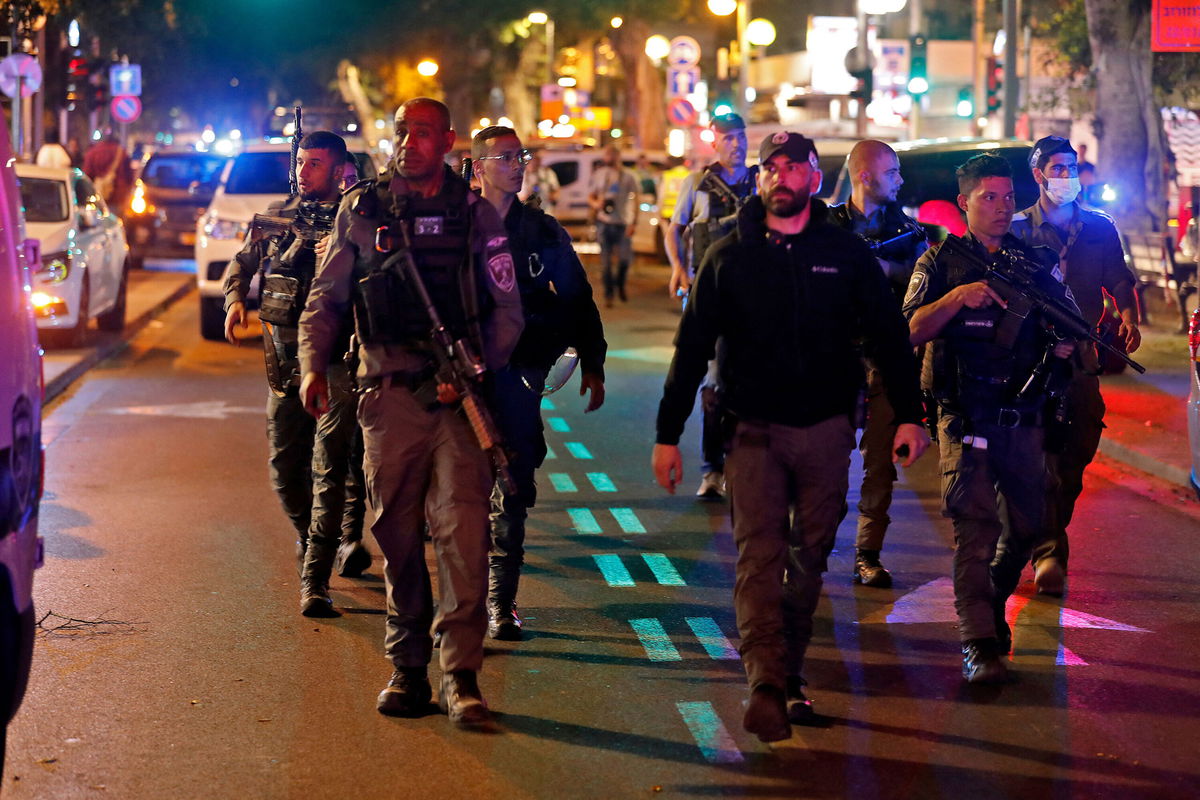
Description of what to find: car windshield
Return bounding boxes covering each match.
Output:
[18,177,69,223]
[225,152,291,195]
[143,154,227,189]
[895,146,1039,211]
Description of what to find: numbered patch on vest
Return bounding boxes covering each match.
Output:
[414,216,444,236]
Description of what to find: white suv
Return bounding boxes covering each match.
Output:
[195,141,377,340]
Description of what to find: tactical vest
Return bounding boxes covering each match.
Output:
[929,246,1047,416]
[691,166,755,270]
[506,202,572,370]
[351,172,483,352]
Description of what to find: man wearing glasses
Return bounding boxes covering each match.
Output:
[471,126,608,640]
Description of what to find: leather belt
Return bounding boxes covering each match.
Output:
[360,365,436,392]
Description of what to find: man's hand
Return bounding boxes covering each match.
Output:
[580,373,605,413]
[668,266,691,297]
[625,224,636,240]
[314,234,331,262]
[1118,317,1142,354]
[952,281,1007,310]
[1052,339,1076,359]
[652,444,684,494]
[300,371,330,418]
[892,422,931,468]
[436,382,461,405]
[224,301,247,345]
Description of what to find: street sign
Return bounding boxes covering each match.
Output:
[111,95,142,124]
[667,35,701,68]
[666,66,700,98]
[0,54,42,99]
[666,97,698,128]
[109,63,142,97]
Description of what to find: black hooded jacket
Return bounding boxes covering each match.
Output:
[655,196,923,445]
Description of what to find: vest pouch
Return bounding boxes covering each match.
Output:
[354,269,405,345]
[259,274,305,327]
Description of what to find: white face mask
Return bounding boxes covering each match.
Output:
[1044,176,1081,206]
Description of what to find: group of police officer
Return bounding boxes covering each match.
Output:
[222,100,1139,741]
[658,115,1139,741]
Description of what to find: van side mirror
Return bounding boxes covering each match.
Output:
[22,237,40,266]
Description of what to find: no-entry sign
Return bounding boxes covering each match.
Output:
[110,95,142,124]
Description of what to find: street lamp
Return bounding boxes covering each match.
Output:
[416,59,439,77]
[527,11,555,86]
[707,1,772,118]
[645,35,671,62]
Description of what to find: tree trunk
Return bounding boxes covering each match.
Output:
[1083,0,1165,232]
[611,18,666,151]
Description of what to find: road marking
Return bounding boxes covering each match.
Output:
[564,442,594,459]
[1059,608,1150,632]
[676,702,744,764]
[104,401,261,420]
[541,397,556,411]
[548,473,578,492]
[607,345,677,364]
[643,553,686,586]
[685,617,739,660]
[1057,645,1089,666]
[568,508,602,534]
[609,507,645,533]
[630,618,681,661]
[545,444,557,460]
[587,472,617,492]
[594,554,635,587]
[548,417,571,432]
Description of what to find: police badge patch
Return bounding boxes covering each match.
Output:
[489,252,517,293]
[904,269,928,306]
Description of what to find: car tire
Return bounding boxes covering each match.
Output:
[41,274,89,350]
[200,295,226,341]
[96,261,129,333]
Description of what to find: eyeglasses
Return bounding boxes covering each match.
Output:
[477,148,533,166]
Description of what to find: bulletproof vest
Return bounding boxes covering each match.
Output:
[929,245,1046,414]
[352,174,479,349]
[691,166,755,268]
[507,202,571,369]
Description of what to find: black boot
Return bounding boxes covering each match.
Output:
[300,538,340,618]
[962,637,1008,684]
[334,536,372,578]
[743,683,791,743]
[295,538,307,577]
[853,549,893,588]
[377,667,432,717]
[488,560,523,640]
[439,670,490,727]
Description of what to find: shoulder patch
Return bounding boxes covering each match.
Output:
[488,252,516,293]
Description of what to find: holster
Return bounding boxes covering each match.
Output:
[261,320,300,397]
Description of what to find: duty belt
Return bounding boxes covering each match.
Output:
[358,365,437,393]
[984,406,1042,428]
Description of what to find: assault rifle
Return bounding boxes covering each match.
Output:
[865,227,925,261]
[249,202,337,243]
[938,234,1145,374]
[288,106,302,197]
[384,225,516,495]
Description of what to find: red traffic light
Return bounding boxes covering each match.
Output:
[67,57,88,78]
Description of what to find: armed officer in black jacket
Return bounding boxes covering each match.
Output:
[829,140,927,588]
[653,133,929,743]
[222,130,370,618]
[471,125,607,641]
[904,153,1079,685]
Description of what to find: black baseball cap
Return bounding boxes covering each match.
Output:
[758,131,819,169]
[1030,135,1076,171]
[710,113,746,133]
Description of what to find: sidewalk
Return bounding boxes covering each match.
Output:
[42,261,195,403]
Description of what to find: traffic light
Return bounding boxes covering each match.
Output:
[908,34,928,96]
[63,50,87,109]
[849,65,873,103]
[986,56,1002,113]
[956,87,974,118]
[86,59,108,111]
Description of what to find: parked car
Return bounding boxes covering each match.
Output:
[0,112,45,780]
[1189,307,1200,499]
[195,141,378,341]
[16,164,130,349]
[123,148,228,268]
[828,138,1039,238]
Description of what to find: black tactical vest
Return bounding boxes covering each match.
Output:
[507,202,571,369]
[691,166,756,270]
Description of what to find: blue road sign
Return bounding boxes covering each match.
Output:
[666,67,700,98]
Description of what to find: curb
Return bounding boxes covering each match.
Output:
[1097,437,1195,493]
[44,279,195,403]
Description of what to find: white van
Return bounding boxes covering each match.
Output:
[0,110,45,778]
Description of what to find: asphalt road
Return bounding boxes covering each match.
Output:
[6,268,1200,799]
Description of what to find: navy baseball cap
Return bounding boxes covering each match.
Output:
[1030,135,1076,170]
[759,131,819,169]
[710,113,746,133]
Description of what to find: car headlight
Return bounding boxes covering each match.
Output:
[37,250,71,283]
[203,214,247,240]
[129,180,153,215]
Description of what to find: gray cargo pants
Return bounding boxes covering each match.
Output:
[357,381,493,674]
[856,363,898,551]
[725,416,855,691]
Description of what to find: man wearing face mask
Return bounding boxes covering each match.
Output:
[1010,136,1141,597]
[654,132,928,742]
[471,126,607,641]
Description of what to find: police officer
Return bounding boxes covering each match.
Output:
[1011,136,1141,597]
[588,145,639,306]
[653,133,928,742]
[829,140,928,588]
[298,99,524,726]
[222,130,370,618]
[904,153,1078,684]
[665,113,757,499]
[471,125,607,640]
